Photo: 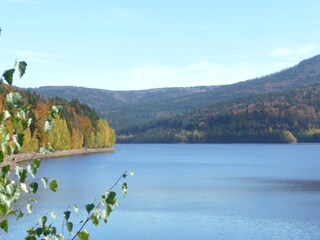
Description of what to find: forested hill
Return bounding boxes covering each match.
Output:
[0,84,115,152]
[27,85,217,130]
[28,54,320,131]
[118,83,320,143]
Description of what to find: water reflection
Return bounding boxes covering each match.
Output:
[207,177,320,192]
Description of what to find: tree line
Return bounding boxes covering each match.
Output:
[0,85,115,152]
[117,83,320,143]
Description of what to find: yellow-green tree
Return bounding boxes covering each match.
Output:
[108,126,116,146]
[70,128,83,149]
[33,102,50,146]
[21,128,39,153]
[48,118,71,150]
[95,119,115,147]
[84,130,95,148]
[280,130,297,143]
[95,119,107,147]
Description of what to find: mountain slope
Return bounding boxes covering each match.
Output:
[118,83,320,143]
[28,86,218,129]
[28,55,320,131]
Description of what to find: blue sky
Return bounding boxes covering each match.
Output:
[1,0,320,90]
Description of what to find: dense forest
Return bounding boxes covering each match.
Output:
[29,55,320,131]
[117,83,320,143]
[28,85,217,130]
[0,84,115,152]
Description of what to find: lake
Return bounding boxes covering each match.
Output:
[3,144,320,239]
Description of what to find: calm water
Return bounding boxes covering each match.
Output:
[3,144,320,239]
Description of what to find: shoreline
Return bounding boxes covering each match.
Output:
[3,147,116,167]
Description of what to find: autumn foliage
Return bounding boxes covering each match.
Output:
[0,85,115,152]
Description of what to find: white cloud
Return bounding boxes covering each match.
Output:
[268,43,320,57]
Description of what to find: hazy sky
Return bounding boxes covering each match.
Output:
[1,0,320,90]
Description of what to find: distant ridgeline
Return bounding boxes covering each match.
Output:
[118,83,320,143]
[0,85,115,152]
[29,54,320,143]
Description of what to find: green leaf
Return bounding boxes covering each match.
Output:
[27,159,41,178]
[47,226,57,235]
[0,165,10,179]
[28,198,38,203]
[49,180,58,192]
[13,133,24,151]
[35,227,43,237]
[18,133,25,146]
[41,177,48,188]
[78,230,89,240]
[16,210,24,220]
[32,158,41,168]
[11,116,20,129]
[25,235,37,240]
[20,183,29,193]
[100,209,108,223]
[26,228,37,240]
[39,216,47,227]
[91,215,99,226]
[17,109,26,120]
[2,69,15,85]
[53,234,65,240]
[21,119,29,129]
[6,92,22,109]
[15,166,28,183]
[85,203,95,214]
[1,129,10,153]
[0,219,8,233]
[72,204,79,214]
[106,191,117,205]
[44,120,52,133]
[106,204,114,216]
[121,183,128,197]
[66,222,73,233]
[1,110,11,123]
[14,61,27,78]
[6,181,18,196]
[6,144,14,155]
[29,182,39,194]
[1,131,9,151]
[0,204,8,217]
[0,151,4,163]
[63,211,71,221]
[20,169,28,183]
[26,204,32,214]
[52,105,63,114]
[39,147,49,154]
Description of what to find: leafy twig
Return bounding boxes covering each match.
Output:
[71,171,129,240]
